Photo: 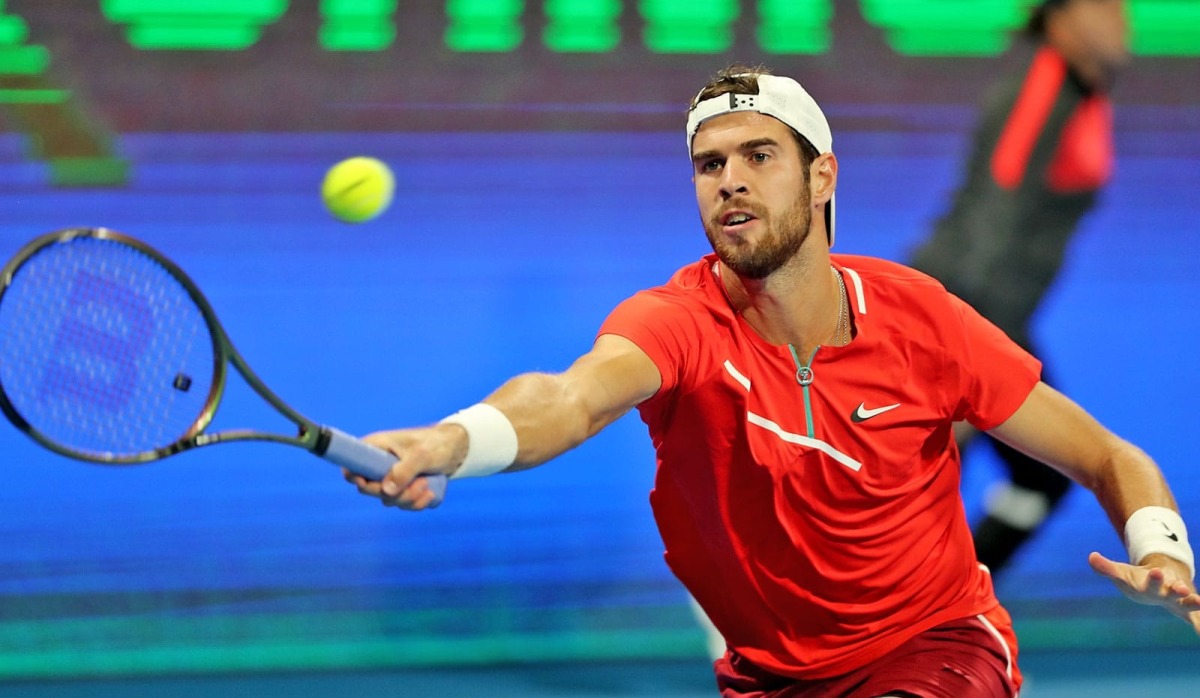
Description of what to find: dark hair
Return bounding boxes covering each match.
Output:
[691,64,821,168]
[1026,0,1068,37]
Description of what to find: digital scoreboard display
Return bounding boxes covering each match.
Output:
[69,1,1200,55]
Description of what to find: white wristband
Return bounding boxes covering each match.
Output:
[1124,506,1195,581]
[439,403,518,479]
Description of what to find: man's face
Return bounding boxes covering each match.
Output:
[690,111,812,280]
[1061,0,1130,71]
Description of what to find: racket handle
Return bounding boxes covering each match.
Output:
[317,426,447,505]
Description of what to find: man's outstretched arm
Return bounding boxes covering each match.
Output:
[989,381,1200,634]
[345,334,661,510]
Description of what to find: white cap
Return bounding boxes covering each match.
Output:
[686,74,836,246]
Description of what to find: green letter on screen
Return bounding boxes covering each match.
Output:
[0,13,49,75]
[1130,0,1200,56]
[758,0,833,54]
[859,0,1028,56]
[321,0,397,51]
[100,0,288,50]
[544,0,621,53]
[640,0,740,53]
[859,0,1199,57]
[446,0,524,52]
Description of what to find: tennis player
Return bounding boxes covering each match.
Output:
[909,0,1131,577]
[347,65,1199,696]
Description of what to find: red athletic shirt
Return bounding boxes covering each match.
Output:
[598,253,1041,679]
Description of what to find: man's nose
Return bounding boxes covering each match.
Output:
[719,161,749,199]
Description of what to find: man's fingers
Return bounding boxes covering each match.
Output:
[1088,551,1125,581]
[342,431,446,511]
[410,479,441,510]
[1176,585,1200,601]
[1089,552,1200,635]
[372,475,440,510]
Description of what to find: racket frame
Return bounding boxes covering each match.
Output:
[0,227,338,465]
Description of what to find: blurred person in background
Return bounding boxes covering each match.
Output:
[908,0,1130,576]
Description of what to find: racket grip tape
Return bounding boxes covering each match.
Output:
[316,426,447,505]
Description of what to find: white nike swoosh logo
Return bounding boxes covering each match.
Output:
[851,402,900,422]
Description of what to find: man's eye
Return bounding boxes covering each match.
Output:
[702,160,722,172]
[751,152,769,163]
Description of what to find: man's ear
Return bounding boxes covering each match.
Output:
[810,152,838,208]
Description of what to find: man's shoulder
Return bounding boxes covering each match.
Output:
[635,255,723,305]
[835,254,962,327]
[666,255,718,288]
[599,256,729,373]
[834,254,945,292]
[604,255,728,333]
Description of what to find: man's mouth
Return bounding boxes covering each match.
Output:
[721,211,758,228]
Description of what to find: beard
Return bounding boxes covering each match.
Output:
[705,193,812,280]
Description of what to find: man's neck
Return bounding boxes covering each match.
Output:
[1045,34,1114,92]
[719,248,842,354]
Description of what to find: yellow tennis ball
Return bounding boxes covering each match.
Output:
[321,156,395,223]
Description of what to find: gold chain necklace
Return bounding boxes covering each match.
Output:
[790,267,849,387]
[830,267,848,347]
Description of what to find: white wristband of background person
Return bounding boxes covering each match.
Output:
[439,403,518,479]
[1124,506,1195,581]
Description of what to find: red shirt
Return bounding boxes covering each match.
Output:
[598,253,1041,679]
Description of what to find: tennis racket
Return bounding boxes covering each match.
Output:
[0,227,446,503]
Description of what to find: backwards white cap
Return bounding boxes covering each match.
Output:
[686,74,836,246]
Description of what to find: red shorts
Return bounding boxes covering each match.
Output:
[715,614,1020,698]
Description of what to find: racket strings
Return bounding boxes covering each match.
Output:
[0,237,216,458]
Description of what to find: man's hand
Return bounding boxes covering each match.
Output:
[1089,551,1200,635]
[341,424,468,511]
